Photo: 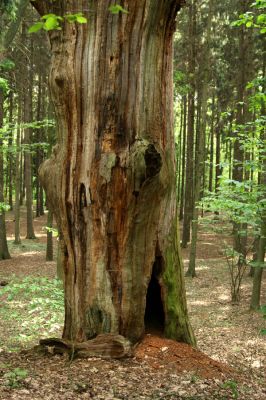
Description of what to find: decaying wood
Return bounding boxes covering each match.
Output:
[31,0,195,346]
[39,334,132,359]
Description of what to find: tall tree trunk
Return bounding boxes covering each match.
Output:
[8,91,13,210]
[187,0,213,277]
[23,32,36,240]
[232,0,252,257]
[177,101,183,204]
[14,93,22,245]
[182,0,196,248]
[179,95,187,220]
[32,0,195,346]
[250,51,266,309]
[208,95,215,193]
[215,116,222,193]
[0,89,11,260]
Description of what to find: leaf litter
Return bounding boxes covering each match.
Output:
[0,210,265,399]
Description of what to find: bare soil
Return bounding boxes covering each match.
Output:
[0,210,265,399]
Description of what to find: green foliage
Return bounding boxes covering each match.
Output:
[3,368,28,388]
[232,0,266,33]
[29,4,129,33]
[0,77,9,94]
[44,226,59,237]
[0,202,10,215]
[201,179,262,233]
[109,4,129,14]
[222,380,239,399]
[0,58,15,71]
[28,13,87,33]
[0,276,64,351]
[174,70,190,97]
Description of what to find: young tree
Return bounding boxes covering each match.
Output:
[31,0,195,346]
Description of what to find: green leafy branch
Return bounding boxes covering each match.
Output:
[232,0,266,33]
[29,4,129,34]
[29,13,87,33]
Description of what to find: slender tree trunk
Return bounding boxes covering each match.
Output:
[208,95,215,193]
[232,0,252,257]
[0,89,11,259]
[177,101,183,204]
[23,32,36,239]
[187,0,213,277]
[14,94,22,244]
[179,95,187,220]
[250,220,266,310]
[32,0,195,346]
[182,0,196,248]
[250,51,266,309]
[36,73,42,217]
[8,91,13,210]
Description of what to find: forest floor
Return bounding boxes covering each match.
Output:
[0,209,265,399]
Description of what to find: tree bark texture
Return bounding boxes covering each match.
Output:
[32,0,194,346]
[46,208,53,261]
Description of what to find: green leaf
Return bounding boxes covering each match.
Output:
[28,22,44,33]
[65,14,77,23]
[76,15,87,24]
[44,16,60,31]
[260,329,266,335]
[257,13,266,23]
[246,21,253,27]
[109,4,129,14]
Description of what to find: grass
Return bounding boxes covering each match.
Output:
[7,239,47,254]
[0,276,64,352]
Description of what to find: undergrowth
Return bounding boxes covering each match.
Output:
[0,276,64,351]
[7,240,47,254]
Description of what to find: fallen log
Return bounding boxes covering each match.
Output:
[39,334,132,359]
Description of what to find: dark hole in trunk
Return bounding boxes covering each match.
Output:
[144,258,165,335]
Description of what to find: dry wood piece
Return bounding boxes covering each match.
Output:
[39,334,132,359]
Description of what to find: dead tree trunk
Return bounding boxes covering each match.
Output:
[32,0,195,346]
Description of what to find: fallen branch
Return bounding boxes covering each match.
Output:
[38,334,132,359]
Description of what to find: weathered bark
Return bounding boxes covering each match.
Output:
[56,237,64,281]
[46,208,53,261]
[39,334,132,359]
[32,0,195,346]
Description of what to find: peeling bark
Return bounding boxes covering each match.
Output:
[32,0,195,346]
